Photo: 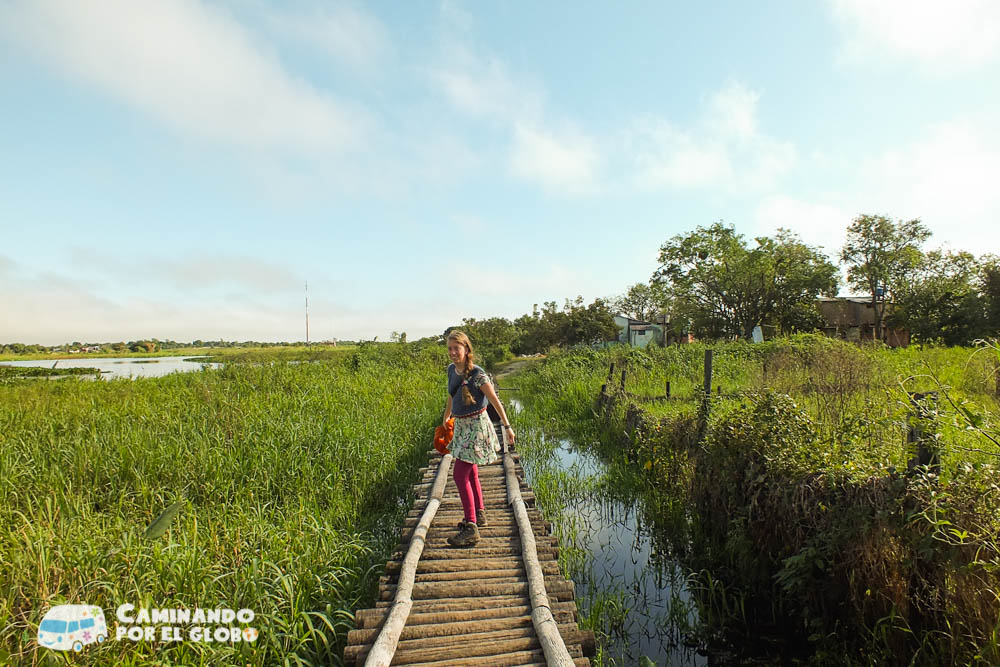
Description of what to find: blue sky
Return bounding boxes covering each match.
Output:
[2,1,999,345]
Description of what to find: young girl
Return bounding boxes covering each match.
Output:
[442,331,516,547]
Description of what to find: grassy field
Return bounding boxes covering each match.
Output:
[0,343,444,665]
[512,336,1000,665]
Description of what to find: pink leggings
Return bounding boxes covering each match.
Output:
[453,460,484,524]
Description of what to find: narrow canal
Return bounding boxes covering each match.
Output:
[507,394,707,666]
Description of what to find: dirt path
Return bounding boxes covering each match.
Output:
[494,357,542,381]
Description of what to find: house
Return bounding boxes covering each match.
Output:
[816,296,910,347]
[613,315,693,347]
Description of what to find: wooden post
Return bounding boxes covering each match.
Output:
[698,349,713,441]
[620,368,627,392]
[703,349,713,395]
[906,392,940,477]
[665,380,671,399]
[607,362,616,384]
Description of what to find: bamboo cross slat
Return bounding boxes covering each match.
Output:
[344,442,595,666]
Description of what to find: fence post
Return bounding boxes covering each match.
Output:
[906,391,940,477]
[703,349,713,395]
[665,380,671,399]
[620,368,627,393]
[698,349,713,441]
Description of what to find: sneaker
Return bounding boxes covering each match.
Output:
[447,521,480,547]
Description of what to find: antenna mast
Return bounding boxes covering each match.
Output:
[305,281,310,345]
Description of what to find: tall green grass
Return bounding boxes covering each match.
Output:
[513,337,1000,664]
[0,344,446,665]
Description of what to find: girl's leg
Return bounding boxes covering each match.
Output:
[469,463,484,513]
[452,460,477,524]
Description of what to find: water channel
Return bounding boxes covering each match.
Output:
[0,356,220,378]
[507,395,707,666]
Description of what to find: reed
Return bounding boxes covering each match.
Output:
[0,345,446,665]
[512,336,1000,664]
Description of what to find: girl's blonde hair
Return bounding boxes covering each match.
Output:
[447,331,477,406]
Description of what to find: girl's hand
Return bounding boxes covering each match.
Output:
[505,425,516,445]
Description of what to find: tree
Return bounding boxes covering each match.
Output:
[560,297,620,346]
[889,250,986,345]
[980,255,1000,337]
[511,298,618,353]
[840,214,931,342]
[654,222,839,340]
[611,282,673,322]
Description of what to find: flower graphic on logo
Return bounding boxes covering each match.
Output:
[242,627,258,642]
[82,631,92,642]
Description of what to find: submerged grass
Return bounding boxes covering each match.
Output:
[0,343,445,665]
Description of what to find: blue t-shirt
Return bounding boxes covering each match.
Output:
[448,364,488,416]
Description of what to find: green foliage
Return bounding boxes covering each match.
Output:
[655,222,839,340]
[0,346,445,665]
[890,249,992,345]
[840,214,931,342]
[512,297,619,355]
[514,336,1000,664]
[609,282,672,322]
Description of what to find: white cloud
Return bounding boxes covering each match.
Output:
[753,196,853,260]
[856,118,1000,251]
[427,45,544,125]
[428,27,600,195]
[752,116,1000,265]
[150,256,302,293]
[830,0,1000,71]
[509,123,601,195]
[63,249,303,295]
[0,0,369,154]
[628,81,796,192]
[707,82,760,142]
[262,4,389,72]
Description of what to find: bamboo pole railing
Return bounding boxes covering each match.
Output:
[364,453,453,666]
[504,439,576,666]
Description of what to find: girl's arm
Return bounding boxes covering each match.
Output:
[442,395,452,425]
[481,380,516,445]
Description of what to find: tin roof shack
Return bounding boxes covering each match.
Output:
[816,297,910,347]
[614,315,661,348]
[614,315,693,347]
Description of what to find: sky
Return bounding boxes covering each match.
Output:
[2,0,999,346]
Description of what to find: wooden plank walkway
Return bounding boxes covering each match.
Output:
[343,447,596,666]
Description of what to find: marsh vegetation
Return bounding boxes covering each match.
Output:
[512,335,1000,665]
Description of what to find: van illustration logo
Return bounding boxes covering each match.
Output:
[38,605,108,652]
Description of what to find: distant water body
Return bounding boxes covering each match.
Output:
[0,356,220,379]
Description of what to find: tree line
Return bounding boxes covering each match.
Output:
[613,214,1000,346]
[441,213,999,361]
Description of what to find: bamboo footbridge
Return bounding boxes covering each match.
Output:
[343,445,596,666]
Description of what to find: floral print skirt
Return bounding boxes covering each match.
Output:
[450,410,500,465]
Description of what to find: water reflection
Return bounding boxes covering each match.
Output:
[519,433,706,666]
[0,356,220,379]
